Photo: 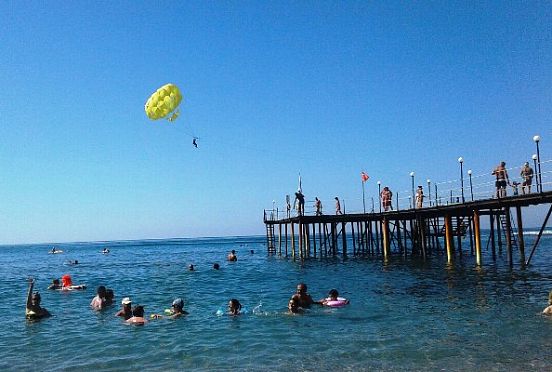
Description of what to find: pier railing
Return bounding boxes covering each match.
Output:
[265,157,551,219]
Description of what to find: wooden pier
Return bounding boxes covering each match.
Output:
[264,191,552,267]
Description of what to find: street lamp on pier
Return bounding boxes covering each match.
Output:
[377,181,381,213]
[532,154,539,192]
[533,135,542,192]
[468,170,473,201]
[458,157,465,202]
[410,172,415,209]
[427,179,431,206]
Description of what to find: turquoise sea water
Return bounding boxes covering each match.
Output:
[1,234,551,371]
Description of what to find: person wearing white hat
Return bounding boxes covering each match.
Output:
[115,297,132,320]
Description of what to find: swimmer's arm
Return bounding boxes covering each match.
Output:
[26,278,34,309]
[543,305,552,315]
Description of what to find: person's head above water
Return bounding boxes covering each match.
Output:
[97,285,107,297]
[172,298,184,312]
[296,283,308,294]
[188,264,194,271]
[213,263,220,270]
[122,297,132,308]
[31,292,41,306]
[288,296,301,313]
[228,299,241,315]
[328,289,339,300]
[132,305,144,318]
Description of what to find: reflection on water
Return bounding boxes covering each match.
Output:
[0,234,551,370]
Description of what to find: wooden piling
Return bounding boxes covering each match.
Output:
[473,209,482,266]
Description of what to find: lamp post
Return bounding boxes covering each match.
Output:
[272,200,276,220]
[435,184,438,206]
[533,135,542,192]
[532,154,539,192]
[410,172,415,209]
[458,157,465,202]
[468,170,473,201]
[377,181,381,213]
[427,179,431,206]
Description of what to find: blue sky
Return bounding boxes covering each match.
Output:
[0,1,551,244]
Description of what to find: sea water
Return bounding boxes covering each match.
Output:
[1,233,551,371]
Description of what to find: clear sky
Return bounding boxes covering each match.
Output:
[1,1,551,244]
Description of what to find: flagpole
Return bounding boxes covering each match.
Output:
[362,180,366,213]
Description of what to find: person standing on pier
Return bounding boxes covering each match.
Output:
[314,197,323,216]
[492,161,510,198]
[381,187,393,211]
[520,162,534,194]
[335,197,342,215]
[294,189,305,216]
[415,186,424,208]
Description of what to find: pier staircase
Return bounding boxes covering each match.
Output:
[499,208,518,249]
[266,224,276,254]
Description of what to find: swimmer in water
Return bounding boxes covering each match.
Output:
[26,278,51,320]
[90,285,107,310]
[321,289,349,306]
[116,297,133,320]
[188,264,195,271]
[288,295,303,314]
[228,299,242,315]
[126,305,146,325]
[227,250,237,262]
[105,289,114,306]
[48,278,62,290]
[151,298,189,319]
[294,283,322,308]
[213,263,220,270]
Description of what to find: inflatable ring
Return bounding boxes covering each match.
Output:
[324,297,348,308]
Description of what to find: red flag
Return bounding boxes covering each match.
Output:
[361,172,369,182]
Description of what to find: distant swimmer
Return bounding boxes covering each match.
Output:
[49,247,63,254]
[90,285,107,310]
[116,297,133,320]
[228,299,242,315]
[193,138,198,148]
[543,291,552,315]
[188,264,195,271]
[213,263,220,270]
[105,288,114,306]
[102,248,110,254]
[26,278,51,320]
[227,250,237,262]
[126,305,146,325]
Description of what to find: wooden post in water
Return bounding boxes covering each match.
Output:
[351,222,356,256]
[278,224,283,256]
[515,206,525,265]
[445,214,454,263]
[382,218,391,259]
[489,213,496,260]
[504,208,513,267]
[312,224,317,258]
[456,216,462,257]
[285,223,288,257]
[342,222,347,257]
[291,222,296,259]
[473,209,482,266]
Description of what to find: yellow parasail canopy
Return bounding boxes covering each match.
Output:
[144,83,183,121]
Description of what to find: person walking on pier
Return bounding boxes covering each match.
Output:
[294,189,305,216]
[314,197,323,216]
[381,187,393,211]
[492,161,510,198]
[335,197,342,215]
[415,186,424,208]
[520,162,534,194]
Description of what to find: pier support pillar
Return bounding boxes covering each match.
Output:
[382,218,391,259]
[515,206,526,265]
[291,223,296,259]
[473,210,482,266]
[342,222,348,257]
[445,214,454,263]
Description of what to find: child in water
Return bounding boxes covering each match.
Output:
[228,299,242,315]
